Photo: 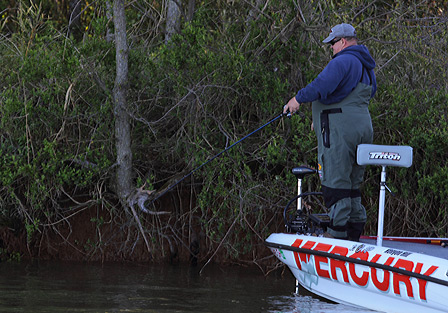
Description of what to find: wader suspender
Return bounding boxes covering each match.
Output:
[320,60,373,149]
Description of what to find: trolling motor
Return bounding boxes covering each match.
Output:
[283,165,329,295]
[283,166,329,234]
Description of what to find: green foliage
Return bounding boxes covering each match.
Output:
[367,86,448,236]
[25,218,39,243]
[0,248,21,262]
[0,1,114,240]
[1,0,448,262]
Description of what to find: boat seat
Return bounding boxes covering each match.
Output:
[357,144,413,168]
[292,166,317,180]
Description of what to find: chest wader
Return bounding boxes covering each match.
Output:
[312,82,373,240]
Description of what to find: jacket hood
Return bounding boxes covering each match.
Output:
[335,45,376,70]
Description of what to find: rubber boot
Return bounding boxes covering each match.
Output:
[347,222,365,242]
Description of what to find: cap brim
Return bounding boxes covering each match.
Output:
[322,34,335,43]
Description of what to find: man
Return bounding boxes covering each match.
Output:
[283,23,377,241]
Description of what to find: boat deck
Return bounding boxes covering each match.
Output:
[360,238,448,260]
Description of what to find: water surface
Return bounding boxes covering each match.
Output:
[0,261,378,312]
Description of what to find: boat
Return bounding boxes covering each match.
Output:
[265,144,448,313]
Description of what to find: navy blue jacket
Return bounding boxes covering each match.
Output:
[295,45,377,105]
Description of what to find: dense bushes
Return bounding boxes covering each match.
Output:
[0,1,447,263]
[367,86,448,237]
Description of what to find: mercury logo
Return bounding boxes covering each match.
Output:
[369,152,401,161]
[289,239,438,301]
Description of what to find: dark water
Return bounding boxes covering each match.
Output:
[0,261,377,312]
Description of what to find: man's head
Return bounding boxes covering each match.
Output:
[323,23,358,55]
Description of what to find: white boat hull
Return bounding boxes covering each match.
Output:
[266,233,448,313]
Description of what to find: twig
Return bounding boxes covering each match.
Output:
[129,203,152,255]
[199,211,241,275]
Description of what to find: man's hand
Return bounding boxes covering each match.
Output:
[283,96,301,115]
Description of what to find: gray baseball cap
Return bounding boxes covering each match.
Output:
[322,23,357,43]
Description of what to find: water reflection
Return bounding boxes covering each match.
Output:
[0,261,377,312]
[267,294,379,313]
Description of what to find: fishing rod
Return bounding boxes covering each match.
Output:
[146,111,291,208]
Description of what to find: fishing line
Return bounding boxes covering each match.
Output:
[146,111,290,208]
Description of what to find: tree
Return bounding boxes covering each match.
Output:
[113,0,154,254]
[112,0,132,204]
[165,0,182,44]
